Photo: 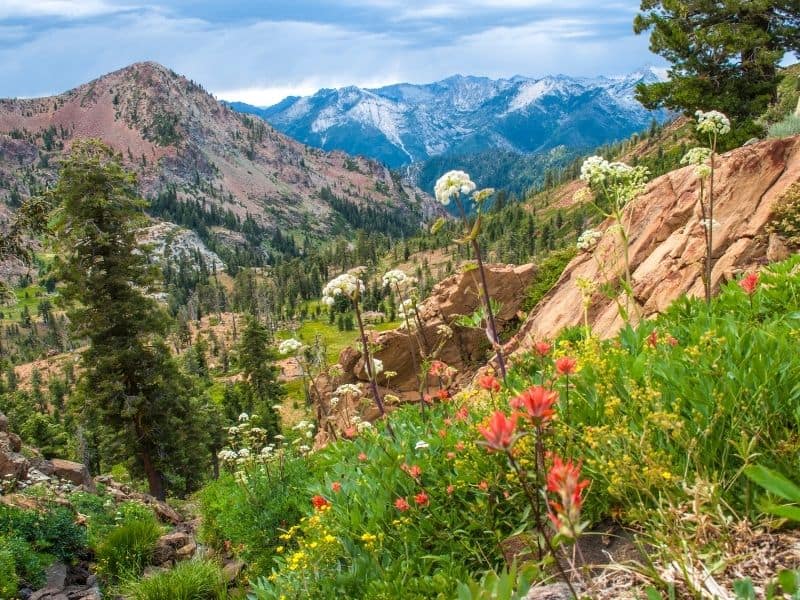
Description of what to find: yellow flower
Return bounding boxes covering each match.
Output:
[276,546,284,554]
[324,534,336,543]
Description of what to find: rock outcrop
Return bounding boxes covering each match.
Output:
[313,263,536,438]
[0,412,29,481]
[508,135,800,349]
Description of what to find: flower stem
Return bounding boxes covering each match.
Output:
[353,298,395,438]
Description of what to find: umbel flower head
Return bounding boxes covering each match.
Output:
[580,156,649,204]
[382,269,408,287]
[278,338,304,355]
[322,272,365,304]
[681,147,713,178]
[576,228,603,251]
[434,170,476,205]
[695,110,731,136]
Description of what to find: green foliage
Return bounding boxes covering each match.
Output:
[119,559,228,600]
[522,248,577,312]
[456,563,539,600]
[744,465,800,522]
[197,459,310,577]
[0,504,86,562]
[634,1,799,143]
[768,114,800,138]
[95,511,161,581]
[49,139,217,499]
[0,546,17,599]
[236,317,284,436]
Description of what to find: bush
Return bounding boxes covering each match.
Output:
[0,504,86,562]
[0,546,17,599]
[120,559,227,600]
[96,512,161,581]
[768,114,800,138]
[522,247,577,312]
[0,535,45,590]
[198,456,310,576]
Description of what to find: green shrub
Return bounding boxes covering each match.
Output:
[0,546,17,599]
[768,114,800,138]
[96,513,161,581]
[120,559,228,600]
[767,181,800,248]
[0,535,45,590]
[0,504,86,562]
[198,456,310,576]
[522,247,577,312]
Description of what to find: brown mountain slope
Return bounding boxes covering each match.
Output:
[508,134,800,349]
[0,62,433,237]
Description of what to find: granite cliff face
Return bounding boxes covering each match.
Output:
[509,135,800,349]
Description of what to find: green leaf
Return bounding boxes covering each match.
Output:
[744,465,800,502]
[734,578,756,599]
[764,504,800,522]
[430,217,447,235]
[645,587,663,600]
[778,569,799,594]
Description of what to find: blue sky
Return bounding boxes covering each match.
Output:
[0,0,660,105]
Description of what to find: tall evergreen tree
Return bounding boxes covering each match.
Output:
[634,1,800,140]
[237,316,284,438]
[49,139,210,499]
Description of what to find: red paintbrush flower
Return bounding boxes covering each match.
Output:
[511,385,557,425]
[478,411,517,451]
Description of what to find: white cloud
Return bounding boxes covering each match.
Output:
[0,0,130,19]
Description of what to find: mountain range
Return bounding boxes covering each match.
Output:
[0,62,433,265]
[230,68,670,169]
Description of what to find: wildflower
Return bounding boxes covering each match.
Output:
[335,383,362,397]
[437,389,451,401]
[547,456,590,539]
[238,413,250,423]
[534,341,551,356]
[667,336,679,347]
[414,491,429,506]
[455,441,465,451]
[647,329,658,348]
[681,147,713,178]
[512,386,557,425]
[446,452,456,460]
[394,497,410,512]
[436,324,453,338]
[329,396,340,408]
[358,452,368,462]
[478,411,517,451]
[414,440,430,450]
[576,229,603,251]
[343,427,357,439]
[311,495,329,510]
[478,374,501,393]
[384,393,399,404]
[278,338,304,355]
[739,272,759,295]
[371,358,384,376]
[402,464,422,479]
[555,356,577,376]
[473,187,495,204]
[695,110,731,136]
[434,170,476,205]
[446,484,455,495]
[331,481,342,493]
[478,480,489,491]
[455,406,469,422]
[382,269,408,287]
[429,360,448,376]
[322,272,365,303]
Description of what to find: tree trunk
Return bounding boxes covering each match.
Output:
[140,447,165,500]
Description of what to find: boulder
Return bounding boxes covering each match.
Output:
[222,559,245,583]
[154,531,192,565]
[524,583,577,600]
[0,427,29,480]
[48,459,94,491]
[508,135,800,348]
[175,541,197,560]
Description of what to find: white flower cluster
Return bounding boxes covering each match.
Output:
[329,396,340,408]
[434,170,476,205]
[415,440,429,450]
[278,338,304,355]
[382,269,408,287]
[397,298,417,327]
[576,229,603,251]
[349,415,373,433]
[292,420,315,439]
[321,273,365,306]
[695,110,731,136]
[681,147,713,178]
[370,358,384,376]
[579,156,649,205]
[700,218,720,230]
[335,383,363,397]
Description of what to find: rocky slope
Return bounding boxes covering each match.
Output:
[509,135,800,349]
[232,68,670,168]
[0,62,433,242]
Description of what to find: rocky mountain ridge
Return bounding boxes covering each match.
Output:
[0,62,433,245]
[231,67,670,169]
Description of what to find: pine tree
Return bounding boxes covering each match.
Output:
[49,139,210,499]
[634,1,800,140]
[237,316,284,438]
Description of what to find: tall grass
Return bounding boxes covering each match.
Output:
[768,114,800,138]
[120,559,228,600]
